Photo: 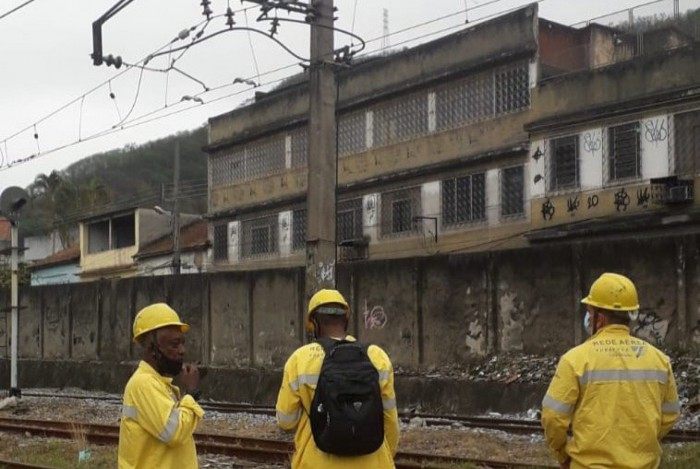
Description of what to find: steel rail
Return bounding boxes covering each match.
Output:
[0,417,554,469]
[17,392,700,443]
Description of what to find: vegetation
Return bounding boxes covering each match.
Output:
[20,127,208,242]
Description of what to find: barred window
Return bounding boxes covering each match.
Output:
[501,166,525,218]
[608,122,641,181]
[549,135,579,191]
[381,187,421,237]
[338,112,366,157]
[674,110,700,176]
[373,93,428,147]
[290,127,308,169]
[337,198,363,243]
[292,209,306,251]
[495,63,530,115]
[246,135,286,180]
[210,147,245,188]
[436,72,494,131]
[213,223,229,262]
[442,173,486,227]
[241,215,278,259]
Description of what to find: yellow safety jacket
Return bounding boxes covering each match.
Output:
[541,325,680,469]
[275,335,400,469]
[118,361,205,469]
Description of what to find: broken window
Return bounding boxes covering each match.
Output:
[608,122,641,181]
[292,209,306,251]
[87,220,110,254]
[213,223,228,262]
[338,112,366,157]
[442,173,486,227]
[495,62,530,115]
[381,187,421,237]
[337,198,364,243]
[501,166,525,218]
[373,93,428,147]
[674,110,700,176]
[111,214,135,249]
[241,215,278,258]
[549,135,579,191]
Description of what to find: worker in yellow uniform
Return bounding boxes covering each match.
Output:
[276,289,399,469]
[542,273,680,469]
[118,303,204,469]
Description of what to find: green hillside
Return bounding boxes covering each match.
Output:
[20,127,208,243]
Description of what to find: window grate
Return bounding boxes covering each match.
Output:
[549,135,579,191]
[442,173,486,227]
[292,209,306,251]
[213,223,228,262]
[380,187,421,238]
[338,112,366,157]
[337,198,364,243]
[608,122,641,182]
[241,215,278,259]
[495,62,530,115]
[373,92,428,148]
[501,166,525,218]
[290,127,308,169]
[436,72,494,131]
[674,110,700,176]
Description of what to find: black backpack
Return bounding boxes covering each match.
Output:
[309,338,385,456]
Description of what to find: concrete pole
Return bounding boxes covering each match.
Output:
[172,141,181,275]
[306,0,337,301]
[10,222,20,397]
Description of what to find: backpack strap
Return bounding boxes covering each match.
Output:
[316,337,342,356]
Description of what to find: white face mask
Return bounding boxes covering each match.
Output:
[583,311,593,336]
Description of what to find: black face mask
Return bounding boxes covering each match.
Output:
[151,338,183,377]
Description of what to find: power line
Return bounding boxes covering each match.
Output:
[2,0,542,173]
[0,0,38,21]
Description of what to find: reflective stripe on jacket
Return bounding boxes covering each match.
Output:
[541,325,680,469]
[118,361,205,469]
[275,335,400,469]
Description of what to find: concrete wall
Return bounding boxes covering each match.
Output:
[3,235,697,370]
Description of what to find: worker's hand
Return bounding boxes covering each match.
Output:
[179,363,200,393]
[559,458,571,469]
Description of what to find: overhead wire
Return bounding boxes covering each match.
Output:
[1,0,544,173]
[0,0,38,21]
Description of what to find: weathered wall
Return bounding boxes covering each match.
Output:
[1,235,697,373]
[208,5,538,145]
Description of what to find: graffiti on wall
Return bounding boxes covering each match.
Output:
[317,261,335,284]
[587,195,599,209]
[541,199,555,221]
[644,118,668,144]
[583,132,602,153]
[614,188,631,212]
[362,300,387,330]
[632,310,669,344]
[567,196,580,214]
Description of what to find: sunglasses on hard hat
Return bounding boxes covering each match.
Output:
[315,306,346,316]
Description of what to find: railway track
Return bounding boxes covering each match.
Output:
[18,391,700,444]
[0,416,552,468]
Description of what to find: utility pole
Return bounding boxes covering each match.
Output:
[172,141,181,275]
[306,0,337,301]
[10,222,20,397]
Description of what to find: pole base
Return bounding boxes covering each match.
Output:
[9,387,21,398]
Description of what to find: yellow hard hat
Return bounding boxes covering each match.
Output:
[306,289,350,333]
[581,273,639,312]
[133,303,190,341]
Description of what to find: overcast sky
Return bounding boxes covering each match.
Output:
[0,0,695,190]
